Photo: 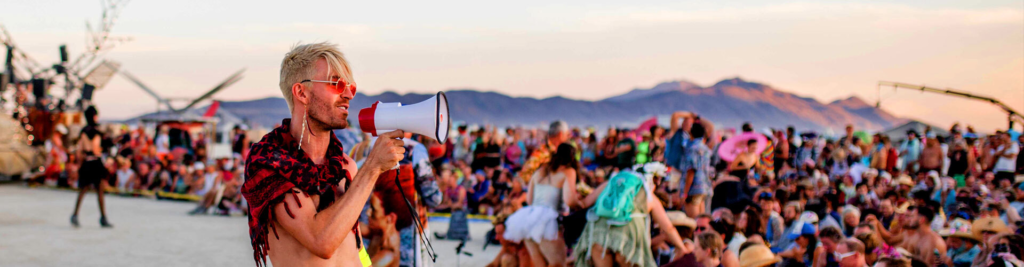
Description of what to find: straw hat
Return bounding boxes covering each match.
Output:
[972,217,1011,236]
[739,244,781,267]
[938,218,980,243]
[892,175,915,187]
[666,211,696,228]
[895,201,911,214]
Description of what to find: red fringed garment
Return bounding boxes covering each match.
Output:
[241,119,353,267]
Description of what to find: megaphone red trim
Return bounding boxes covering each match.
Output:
[358,101,379,136]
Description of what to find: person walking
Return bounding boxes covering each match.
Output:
[70,106,114,228]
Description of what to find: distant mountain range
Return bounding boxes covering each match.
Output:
[127,77,903,132]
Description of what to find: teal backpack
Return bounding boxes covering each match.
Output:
[592,171,646,225]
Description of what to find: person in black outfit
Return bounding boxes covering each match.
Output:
[948,141,971,186]
[473,134,502,171]
[712,159,756,214]
[614,129,637,170]
[70,106,113,228]
[231,125,247,158]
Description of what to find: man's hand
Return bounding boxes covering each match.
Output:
[867,216,882,230]
[267,131,406,261]
[891,216,904,231]
[670,111,693,123]
[363,130,406,173]
[999,253,1023,266]
[865,214,878,224]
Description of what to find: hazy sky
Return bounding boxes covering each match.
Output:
[3,1,1022,131]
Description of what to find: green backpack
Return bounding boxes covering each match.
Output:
[592,171,645,225]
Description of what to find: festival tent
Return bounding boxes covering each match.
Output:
[881,120,948,142]
[130,105,248,161]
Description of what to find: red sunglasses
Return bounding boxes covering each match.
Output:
[300,79,357,95]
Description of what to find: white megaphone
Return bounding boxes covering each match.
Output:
[358,92,450,143]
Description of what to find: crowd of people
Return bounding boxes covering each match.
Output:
[20,103,255,225]
[14,92,1024,267]
[413,111,1024,267]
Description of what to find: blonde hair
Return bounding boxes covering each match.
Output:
[279,42,354,111]
[841,238,865,255]
[696,232,724,258]
[842,205,861,221]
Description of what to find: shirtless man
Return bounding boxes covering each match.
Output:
[918,137,944,175]
[241,42,406,267]
[891,206,946,266]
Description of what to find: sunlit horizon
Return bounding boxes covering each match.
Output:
[3,0,1022,132]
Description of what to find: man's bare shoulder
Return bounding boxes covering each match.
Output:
[928,231,944,243]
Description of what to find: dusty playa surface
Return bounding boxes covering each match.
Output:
[0,184,497,267]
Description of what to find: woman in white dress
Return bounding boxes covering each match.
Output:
[503,143,584,266]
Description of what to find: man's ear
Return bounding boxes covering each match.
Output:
[291,83,308,106]
[385,213,397,224]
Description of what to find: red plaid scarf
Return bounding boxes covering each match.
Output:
[241,119,352,267]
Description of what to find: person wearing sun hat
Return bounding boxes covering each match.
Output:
[973,217,1011,243]
[654,211,698,256]
[891,174,915,201]
[892,174,915,189]
[938,218,981,267]
[667,210,698,229]
[739,243,781,267]
[970,216,1014,267]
